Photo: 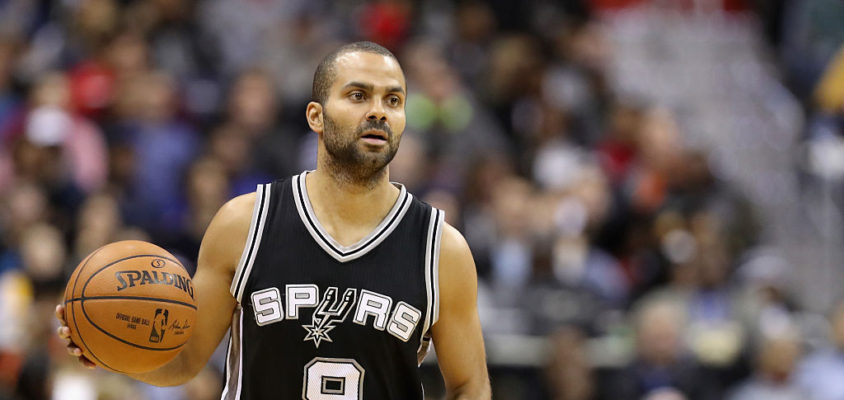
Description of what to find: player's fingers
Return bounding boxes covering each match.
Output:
[66,343,82,357]
[55,304,63,319]
[55,304,68,326]
[79,356,96,369]
[57,326,71,340]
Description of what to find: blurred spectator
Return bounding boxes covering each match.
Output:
[609,298,720,400]
[127,0,218,82]
[461,153,517,279]
[735,248,799,346]
[446,1,496,92]
[19,223,66,295]
[544,326,595,400]
[73,191,122,261]
[626,107,684,214]
[813,45,844,115]
[488,176,535,288]
[402,39,508,189]
[596,99,644,185]
[1,222,67,400]
[546,166,628,307]
[0,34,22,191]
[221,68,297,191]
[24,103,108,193]
[643,388,689,400]
[683,213,745,371]
[166,157,230,269]
[0,182,48,271]
[0,269,31,398]
[795,299,844,400]
[198,0,301,78]
[111,70,200,238]
[356,0,412,52]
[545,19,613,144]
[482,34,546,158]
[780,0,844,101]
[727,323,806,400]
[804,43,844,192]
[7,71,108,210]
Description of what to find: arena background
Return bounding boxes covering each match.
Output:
[2,0,844,399]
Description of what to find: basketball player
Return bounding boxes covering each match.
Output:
[56,41,491,399]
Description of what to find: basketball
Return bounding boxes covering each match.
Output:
[63,240,196,374]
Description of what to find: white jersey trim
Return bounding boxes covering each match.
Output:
[221,307,244,400]
[417,207,444,363]
[231,183,271,303]
[291,171,412,263]
[431,209,444,325]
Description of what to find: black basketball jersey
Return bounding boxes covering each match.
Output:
[221,171,444,400]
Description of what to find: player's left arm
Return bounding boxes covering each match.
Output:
[431,223,491,400]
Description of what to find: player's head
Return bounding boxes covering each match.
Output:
[306,41,406,185]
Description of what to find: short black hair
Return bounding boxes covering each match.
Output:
[311,41,398,105]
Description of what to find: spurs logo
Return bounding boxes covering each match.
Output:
[302,287,356,348]
[251,285,423,344]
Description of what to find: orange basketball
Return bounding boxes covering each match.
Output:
[63,240,196,374]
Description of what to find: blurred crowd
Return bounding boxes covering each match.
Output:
[0,0,843,399]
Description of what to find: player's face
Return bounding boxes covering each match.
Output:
[321,52,406,175]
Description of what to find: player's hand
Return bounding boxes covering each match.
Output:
[55,304,97,369]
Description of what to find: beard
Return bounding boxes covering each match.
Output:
[322,112,400,188]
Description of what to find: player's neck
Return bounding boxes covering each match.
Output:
[305,168,400,246]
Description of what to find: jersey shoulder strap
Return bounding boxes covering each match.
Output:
[230,181,275,303]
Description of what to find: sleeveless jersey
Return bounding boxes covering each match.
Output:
[221,172,444,400]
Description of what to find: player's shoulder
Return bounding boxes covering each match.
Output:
[438,222,475,273]
[440,223,468,254]
[199,190,263,273]
[214,192,257,228]
[435,222,478,310]
[217,177,290,221]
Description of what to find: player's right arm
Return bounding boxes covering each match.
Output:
[56,192,256,386]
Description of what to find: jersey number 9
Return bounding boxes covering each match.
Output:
[303,357,364,399]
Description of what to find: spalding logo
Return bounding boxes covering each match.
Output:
[115,270,194,299]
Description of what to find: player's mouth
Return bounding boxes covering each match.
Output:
[360,130,388,145]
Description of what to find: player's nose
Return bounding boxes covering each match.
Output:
[366,101,387,121]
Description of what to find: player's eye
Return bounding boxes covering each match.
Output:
[350,92,365,101]
[388,96,401,106]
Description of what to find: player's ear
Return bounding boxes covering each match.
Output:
[306,102,324,134]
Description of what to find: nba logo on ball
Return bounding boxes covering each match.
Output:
[149,308,169,343]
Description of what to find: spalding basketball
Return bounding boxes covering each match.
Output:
[63,240,196,373]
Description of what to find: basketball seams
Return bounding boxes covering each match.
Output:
[70,301,122,372]
[67,296,197,309]
[69,245,101,299]
[66,245,120,372]
[78,301,189,352]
